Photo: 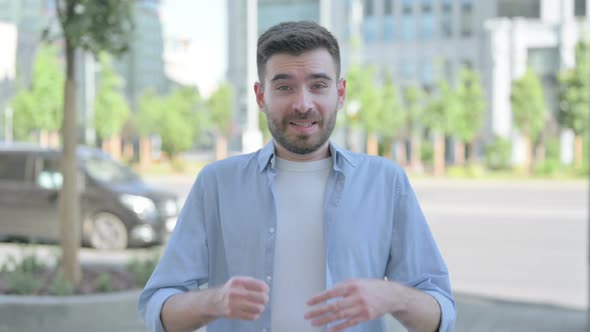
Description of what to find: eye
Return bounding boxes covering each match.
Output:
[312,82,328,89]
[276,85,291,91]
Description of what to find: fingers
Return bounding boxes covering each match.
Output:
[233,276,270,293]
[222,276,270,321]
[307,286,347,306]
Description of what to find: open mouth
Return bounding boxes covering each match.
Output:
[289,121,317,127]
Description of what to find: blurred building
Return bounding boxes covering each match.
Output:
[227,0,325,151]
[228,0,589,164]
[0,0,48,141]
[115,0,168,112]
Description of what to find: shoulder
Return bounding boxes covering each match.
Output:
[194,151,261,184]
[341,151,412,194]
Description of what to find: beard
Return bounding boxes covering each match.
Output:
[264,107,337,156]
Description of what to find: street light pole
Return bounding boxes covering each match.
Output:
[241,0,263,153]
[4,106,12,143]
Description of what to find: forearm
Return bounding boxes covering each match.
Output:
[161,288,221,332]
[388,282,441,332]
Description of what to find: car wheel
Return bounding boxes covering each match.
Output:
[86,212,128,250]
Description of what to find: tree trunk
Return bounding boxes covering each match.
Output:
[394,139,407,166]
[140,136,151,169]
[574,135,583,169]
[110,134,122,161]
[433,132,445,177]
[215,134,228,160]
[410,133,422,172]
[455,141,465,167]
[123,141,134,162]
[40,129,49,147]
[59,42,81,285]
[467,141,477,165]
[366,133,379,156]
[49,131,60,148]
[522,134,532,175]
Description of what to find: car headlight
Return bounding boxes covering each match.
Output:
[159,199,178,217]
[120,194,157,219]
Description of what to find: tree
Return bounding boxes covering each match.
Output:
[207,83,233,160]
[11,44,64,145]
[54,0,133,284]
[379,72,405,160]
[558,38,590,169]
[511,67,547,174]
[136,90,161,168]
[342,64,366,152]
[402,85,426,170]
[356,66,382,155]
[423,80,459,176]
[94,52,130,160]
[453,67,486,166]
[159,87,202,160]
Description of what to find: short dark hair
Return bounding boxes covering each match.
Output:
[256,21,341,82]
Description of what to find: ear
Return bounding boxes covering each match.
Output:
[336,78,346,111]
[254,82,265,109]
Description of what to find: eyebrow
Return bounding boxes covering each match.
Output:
[270,73,334,83]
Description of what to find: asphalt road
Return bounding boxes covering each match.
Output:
[145,175,589,310]
[0,175,586,313]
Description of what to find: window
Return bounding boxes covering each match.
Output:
[364,0,374,16]
[420,59,434,84]
[497,0,540,19]
[440,1,453,38]
[383,15,396,41]
[36,158,62,190]
[0,154,27,181]
[420,5,435,39]
[384,0,394,15]
[363,16,378,42]
[575,0,586,17]
[460,0,473,38]
[401,0,415,41]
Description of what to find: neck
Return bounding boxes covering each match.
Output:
[273,141,331,162]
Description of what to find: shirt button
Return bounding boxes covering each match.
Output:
[269,227,275,234]
[266,275,272,283]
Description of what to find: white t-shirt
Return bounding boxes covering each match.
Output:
[270,156,332,332]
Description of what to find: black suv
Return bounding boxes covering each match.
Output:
[0,143,178,250]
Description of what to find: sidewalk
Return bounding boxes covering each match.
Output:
[387,293,587,332]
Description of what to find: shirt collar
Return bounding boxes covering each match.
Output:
[256,140,357,173]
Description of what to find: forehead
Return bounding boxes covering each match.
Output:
[264,49,337,82]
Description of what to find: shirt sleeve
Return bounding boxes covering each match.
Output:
[137,172,210,332]
[385,170,456,332]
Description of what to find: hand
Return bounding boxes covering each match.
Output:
[214,276,269,321]
[304,279,397,332]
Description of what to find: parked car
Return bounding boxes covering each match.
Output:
[0,143,179,250]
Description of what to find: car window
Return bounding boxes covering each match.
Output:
[36,157,63,190]
[0,153,27,181]
[84,155,138,183]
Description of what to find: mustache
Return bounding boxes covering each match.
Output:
[286,111,320,121]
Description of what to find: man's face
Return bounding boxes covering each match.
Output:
[254,48,346,159]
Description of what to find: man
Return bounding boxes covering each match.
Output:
[139,21,455,332]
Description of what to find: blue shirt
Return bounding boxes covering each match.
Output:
[138,141,456,332]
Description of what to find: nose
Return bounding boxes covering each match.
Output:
[292,88,313,113]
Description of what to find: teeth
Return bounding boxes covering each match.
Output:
[292,122,313,127]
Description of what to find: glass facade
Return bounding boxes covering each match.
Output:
[574,0,586,17]
[460,0,473,38]
[420,2,435,40]
[383,15,395,41]
[258,1,319,33]
[497,0,540,19]
[362,16,378,42]
[440,0,453,38]
[401,0,415,40]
